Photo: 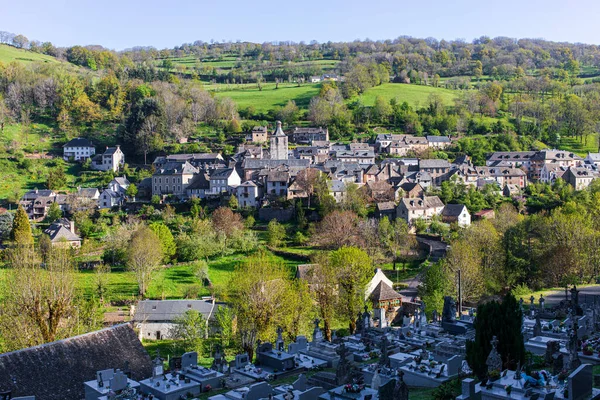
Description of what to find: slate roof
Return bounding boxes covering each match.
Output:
[77,187,99,198]
[186,172,210,190]
[426,135,451,143]
[442,203,468,217]
[243,159,310,169]
[329,180,346,192]
[486,151,537,163]
[103,146,120,155]
[267,170,289,182]
[370,281,401,302]
[155,161,199,175]
[211,168,236,179]
[419,159,451,169]
[63,137,93,148]
[44,221,81,243]
[133,299,221,322]
[376,201,396,212]
[586,152,600,162]
[0,324,152,400]
[401,196,444,210]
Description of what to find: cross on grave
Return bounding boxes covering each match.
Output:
[486,336,502,373]
[312,318,324,343]
[152,350,164,379]
[539,294,545,310]
[276,326,284,351]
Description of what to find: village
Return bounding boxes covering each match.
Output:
[2,121,600,400]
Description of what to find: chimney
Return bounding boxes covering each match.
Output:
[70,220,75,234]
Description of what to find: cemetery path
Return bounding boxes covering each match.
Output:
[399,275,421,301]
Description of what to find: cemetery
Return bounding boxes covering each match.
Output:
[3,288,600,400]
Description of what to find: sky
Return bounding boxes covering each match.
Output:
[1,0,600,50]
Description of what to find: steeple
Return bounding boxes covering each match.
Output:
[270,120,288,160]
[274,120,285,136]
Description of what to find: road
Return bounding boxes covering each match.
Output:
[534,285,600,306]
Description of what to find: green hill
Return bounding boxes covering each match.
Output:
[0,44,60,64]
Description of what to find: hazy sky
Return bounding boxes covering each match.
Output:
[1,0,599,50]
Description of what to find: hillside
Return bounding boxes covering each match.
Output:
[356,83,459,108]
[0,44,59,64]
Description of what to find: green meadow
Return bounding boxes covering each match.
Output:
[0,44,59,64]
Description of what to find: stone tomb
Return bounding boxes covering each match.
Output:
[84,368,140,400]
[179,351,225,392]
[138,371,201,400]
[208,381,273,400]
[257,341,296,372]
[317,385,379,400]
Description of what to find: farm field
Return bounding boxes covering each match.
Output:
[208,82,321,113]
[0,44,59,64]
[355,83,460,108]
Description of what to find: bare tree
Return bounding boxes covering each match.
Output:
[127,226,163,297]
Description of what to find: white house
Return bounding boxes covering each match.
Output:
[63,138,95,161]
[236,180,263,208]
[92,145,125,172]
[99,176,130,209]
[585,152,600,167]
[441,204,471,227]
[365,268,395,300]
[208,167,241,196]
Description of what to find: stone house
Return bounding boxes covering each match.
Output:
[236,180,263,208]
[396,195,445,224]
[426,135,452,149]
[63,137,95,161]
[564,166,597,190]
[91,145,125,172]
[208,167,241,196]
[418,159,451,185]
[43,218,82,248]
[185,172,210,199]
[329,180,346,203]
[530,150,583,180]
[287,127,329,144]
[152,161,198,198]
[132,299,222,341]
[265,169,290,198]
[245,126,268,143]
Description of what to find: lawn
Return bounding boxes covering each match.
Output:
[208,82,321,113]
[0,44,59,64]
[558,133,598,157]
[356,83,459,109]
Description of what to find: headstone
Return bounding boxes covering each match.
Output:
[442,297,456,322]
[355,312,363,334]
[235,353,250,369]
[545,341,560,366]
[567,325,581,371]
[362,305,372,330]
[169,356,182,371]
[371,369,381,391]
[275,326,284,352]
[374,308,387,328]
[459,378,477,399]
[568,364,592,400]
[335,343,353,385]
[379,336,390,367]
[533,313,542,337]
[393,371,409,400]
[152,350,164,378]
[293,374,307,391]
[288,335,308,354]
[552,353,564,375]
[110,369,128,392]
[182,352,198,369]
[447,355,462,376]
[246,382,273,400]
[312,319,324,343]
[486,336,502,372]
[539,294,545,310]
[378,378,396,400]
[432,310,439,323]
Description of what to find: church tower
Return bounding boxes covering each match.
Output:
[270,120,288,160]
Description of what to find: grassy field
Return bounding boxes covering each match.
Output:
[0,44,59,64]
[356,83,459,108]
[208,82,321,113]
[558,133,598,157]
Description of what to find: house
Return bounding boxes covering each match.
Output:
[43,218,82,248]
[502,184,521,197]
[539,163,567,184]
[397,182,424,199]
[185,172,210,199]
[153,153,226,171]
[585,152,600,167]
[236,181,263,208]
[376,201,396,219]
[563,166,597,190]
[329,180,347,203]
[132,299,222,340]
[245,126,268,143]
[209,167,241,196]
[63,137,95,161]
[91,145,125,172]
[442,204,471,227]
[23,192,68,220]
[475,166,527,188]
[152,161,198,198]
[242,159,310,180]
[486,151,536,171]
[474,209,496,220]
[99,189,125,209]
[0,324,151,400]
[418,159,451,185]
[365,180,394,202]
[287,126,329,144]
[530,150,583,180]
[426,135,452,149]
[396,195,445,225]
[265,169,290,198]
[334,149,376,165]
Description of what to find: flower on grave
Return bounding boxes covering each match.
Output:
[504,384,512,394]
[344,383,364,393]
[488,370,501,381]
[205,384,212,392]
[557,370,569,382]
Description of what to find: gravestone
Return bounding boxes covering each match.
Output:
[447,355,462,376]
[293,374,307,391]
[288,335,308,354]
[335,343,353,385]
[275,326,285,352]
[355,312,363,334]
[110,369,128,392]
[486,336,502,372]
[533,313,542,337]
[182,352,198,369]
[235,353,250,369]
[567,326,581,371]
[378,378,396,400]
[393,371,409,400]
[211,346,227,372]
[539,294,545,310]
[362,305,372,330]
[371,369,381,391]
[545,341,560,365]
[312,319,324,343]
[568,364,592,400]
[152,350,164,378]
[457,378,477,400]
[374,308,387,328]
[169,356,182,371]
[379,336,390,367]
[432,310,439,323]
[552,353,564,375]
[246,381,273,400]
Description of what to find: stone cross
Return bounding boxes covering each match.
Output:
[486,336,502,372]
[539,294,545,310]
[530,295,535,307]
[312,319,323,343]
